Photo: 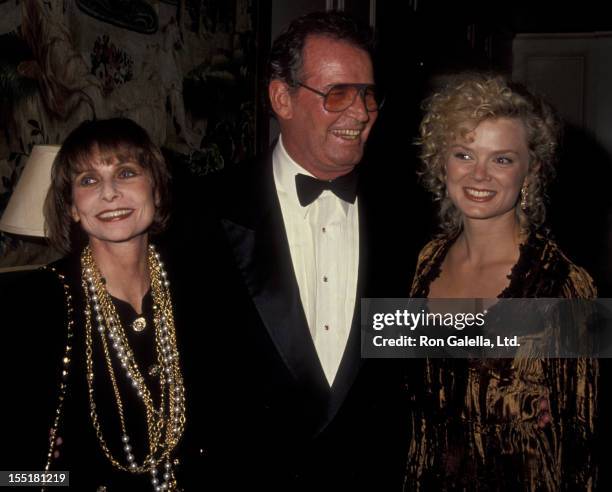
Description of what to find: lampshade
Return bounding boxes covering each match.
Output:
[0,145,60,237]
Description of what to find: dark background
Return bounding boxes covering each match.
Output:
[365,4,611,488]
[360,0,612,297]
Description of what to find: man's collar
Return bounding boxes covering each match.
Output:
[273,135,352,216]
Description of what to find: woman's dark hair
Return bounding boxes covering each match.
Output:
[44,118,171,254]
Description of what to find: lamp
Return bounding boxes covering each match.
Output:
[0,145,60,237]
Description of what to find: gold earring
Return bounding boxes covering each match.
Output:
[520,185,528,210]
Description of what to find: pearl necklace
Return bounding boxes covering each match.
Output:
[81,245,185,491]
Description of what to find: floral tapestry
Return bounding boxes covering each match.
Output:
[0,0,263,267]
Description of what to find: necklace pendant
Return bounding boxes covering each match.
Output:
[132,317,147,332]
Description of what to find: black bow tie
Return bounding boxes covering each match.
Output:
[295,169,359,207]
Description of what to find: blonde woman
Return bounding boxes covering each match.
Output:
[405,74,598,491]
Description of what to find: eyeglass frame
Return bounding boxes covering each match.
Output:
[296,82,385,112]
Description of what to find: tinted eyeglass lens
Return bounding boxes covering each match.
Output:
[324,85,381,112]
[363,87,379,111]
[325,86,355,111]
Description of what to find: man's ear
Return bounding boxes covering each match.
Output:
[269,80,293,120]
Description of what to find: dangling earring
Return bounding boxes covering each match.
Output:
[520,185,528,210]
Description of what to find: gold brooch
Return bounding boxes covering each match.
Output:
[132,317,147,332]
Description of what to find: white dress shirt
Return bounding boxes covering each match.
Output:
[273,137,359,386]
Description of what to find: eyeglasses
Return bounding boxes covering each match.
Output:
[297,82,384,112]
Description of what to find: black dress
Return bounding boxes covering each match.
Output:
[1,253,195,491]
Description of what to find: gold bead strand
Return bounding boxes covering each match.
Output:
[80,246,185,491]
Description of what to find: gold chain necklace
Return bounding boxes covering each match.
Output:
[81,245,185,491]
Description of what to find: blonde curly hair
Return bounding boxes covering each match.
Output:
[418,72,560,236]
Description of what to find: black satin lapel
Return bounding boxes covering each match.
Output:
[219,168,329,397]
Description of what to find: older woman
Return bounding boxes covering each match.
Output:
[3,119,185,491]
[405,74,598,491]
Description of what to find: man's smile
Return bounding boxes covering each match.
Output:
[331,128,363,140]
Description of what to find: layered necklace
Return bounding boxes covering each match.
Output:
[81,244,185,491]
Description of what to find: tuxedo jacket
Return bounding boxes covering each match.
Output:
[167,150,424,490]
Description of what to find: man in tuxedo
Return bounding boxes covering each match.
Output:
[173,10,420,491]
